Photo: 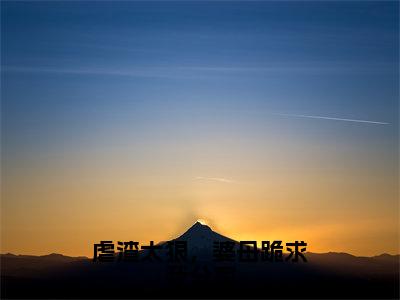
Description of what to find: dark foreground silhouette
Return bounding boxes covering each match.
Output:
[1,222,399,299]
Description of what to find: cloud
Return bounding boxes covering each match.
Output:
[3,61,392,80]
[1,66,176,79]
[273,113,389,125]
[195,177,234,184]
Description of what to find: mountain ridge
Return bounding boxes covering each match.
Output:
[1,222,399,259]
[1,222,398,299]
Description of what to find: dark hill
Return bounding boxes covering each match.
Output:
[1,222,399,298]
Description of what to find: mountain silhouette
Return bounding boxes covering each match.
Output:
[1,222,399,298]
[178,221,230,242]
[172,221,236,260]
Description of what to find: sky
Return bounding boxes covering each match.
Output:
[1,1,399,257]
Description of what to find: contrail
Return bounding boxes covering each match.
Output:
[274,113,389,125]
[195,177,234,183]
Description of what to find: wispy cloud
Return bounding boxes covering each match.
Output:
[195,177,235,184]
[3,61,392,79]
[1,66,177,79]
[274,113,390,125]
[178,61,393,74]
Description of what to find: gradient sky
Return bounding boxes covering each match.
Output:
[1,1,399,257]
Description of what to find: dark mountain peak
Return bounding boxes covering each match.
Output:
[187,221,212,233]
[2,253,17,258]
[39,253,88,261]
[170,221,235,258]
[176,221,235,245]
[41,253,65,258]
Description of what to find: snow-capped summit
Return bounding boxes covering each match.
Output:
[178,221,233,242]
[174,221,236,258]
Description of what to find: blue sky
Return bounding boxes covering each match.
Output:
[1,1,399,256]
[2,2,398,146]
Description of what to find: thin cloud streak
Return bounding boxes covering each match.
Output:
[195,177,235,184]
[274,113,390,125]
[3,61,393,79]
[1,66,176,79]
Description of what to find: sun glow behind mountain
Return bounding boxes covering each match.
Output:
[196,219,208,226]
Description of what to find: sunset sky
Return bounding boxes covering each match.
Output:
[1,1,398,257]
